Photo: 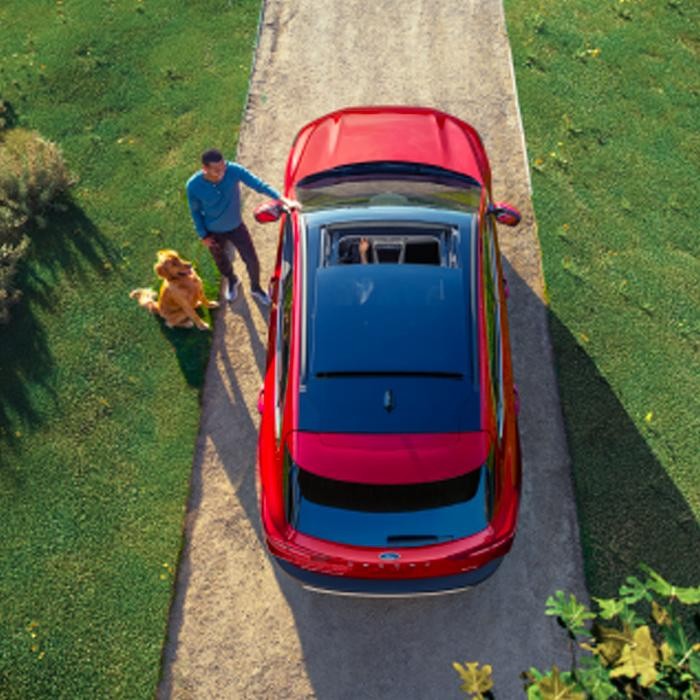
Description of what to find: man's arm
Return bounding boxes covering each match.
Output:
[234,162,281,200]
[186,184,208,239]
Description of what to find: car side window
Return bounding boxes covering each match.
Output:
[275,216,294,442]
[483,217,505,441]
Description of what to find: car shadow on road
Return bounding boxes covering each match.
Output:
[269,260,698,699]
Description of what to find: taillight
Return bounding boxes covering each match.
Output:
[268,537,352,575]
[446,534,513,562]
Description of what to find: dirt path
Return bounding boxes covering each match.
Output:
[158,2,588,698]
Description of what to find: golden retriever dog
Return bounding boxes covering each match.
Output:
[130,249,218,330]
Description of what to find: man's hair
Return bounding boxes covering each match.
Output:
[201,148,224,165]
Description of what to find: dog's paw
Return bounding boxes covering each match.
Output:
[207,301,220,309]
[197,322,210,331]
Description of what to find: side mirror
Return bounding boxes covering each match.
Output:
[254,200,284,224]
[257,386,265,415]
[489,202,521,227]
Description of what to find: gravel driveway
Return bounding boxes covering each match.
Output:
[158,2,588,697]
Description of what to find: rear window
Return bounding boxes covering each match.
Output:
[297,468,481,511]
[322,224,457,267]
[296,161,482,214]
[285,455,490,547]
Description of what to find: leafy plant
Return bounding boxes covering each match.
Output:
[0,127,74,231]
[454,566,700,698]
[0,127,74,322]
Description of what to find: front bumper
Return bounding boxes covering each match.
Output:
[275,555,503,597]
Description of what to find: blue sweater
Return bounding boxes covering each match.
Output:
[186,162,281,238]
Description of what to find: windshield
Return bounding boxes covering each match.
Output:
[285,454,490,547]
[296,161,481,213]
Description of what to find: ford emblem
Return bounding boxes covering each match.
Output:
[379,552,400,561]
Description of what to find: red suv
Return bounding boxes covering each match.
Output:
[255,106,522,595]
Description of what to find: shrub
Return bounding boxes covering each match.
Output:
[0,127,74,322]
[0,127,74,230]
[453,566,700,699]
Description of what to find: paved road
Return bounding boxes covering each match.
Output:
[158,2,588,698]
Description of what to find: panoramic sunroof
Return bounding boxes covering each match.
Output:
[322,224,458,267]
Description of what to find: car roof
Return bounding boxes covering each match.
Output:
[297,206,482,434]
[285,106,492,193]
[310,265,469,375]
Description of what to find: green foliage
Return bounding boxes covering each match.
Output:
[0,127,74,231]
[455,568,700,698]
[546,591,596,637]
[453,661,495,699]
[0,127,74,322]
[524,666,586,700]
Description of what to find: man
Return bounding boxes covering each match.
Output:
[186,149,297,304]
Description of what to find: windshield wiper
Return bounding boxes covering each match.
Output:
[386,534,454,544]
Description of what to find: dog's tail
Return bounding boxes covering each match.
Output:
[129,287,158,313]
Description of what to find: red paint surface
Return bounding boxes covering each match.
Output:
[285,106,492,193]
[288,431,490,484]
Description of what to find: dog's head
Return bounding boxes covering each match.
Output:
[154,249,194,281]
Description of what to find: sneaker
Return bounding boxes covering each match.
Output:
[251,287,272,306]
[225,277,241,302]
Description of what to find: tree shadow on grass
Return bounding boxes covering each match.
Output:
[0,202,121,456]
[545,306,700,597]
[501,262,699,597]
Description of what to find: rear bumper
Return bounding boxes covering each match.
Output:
[275,556,503,597]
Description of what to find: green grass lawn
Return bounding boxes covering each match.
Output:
[505,0,699,598]
[0,1,261,696]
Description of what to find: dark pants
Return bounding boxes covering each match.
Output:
[203,223,261,289]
